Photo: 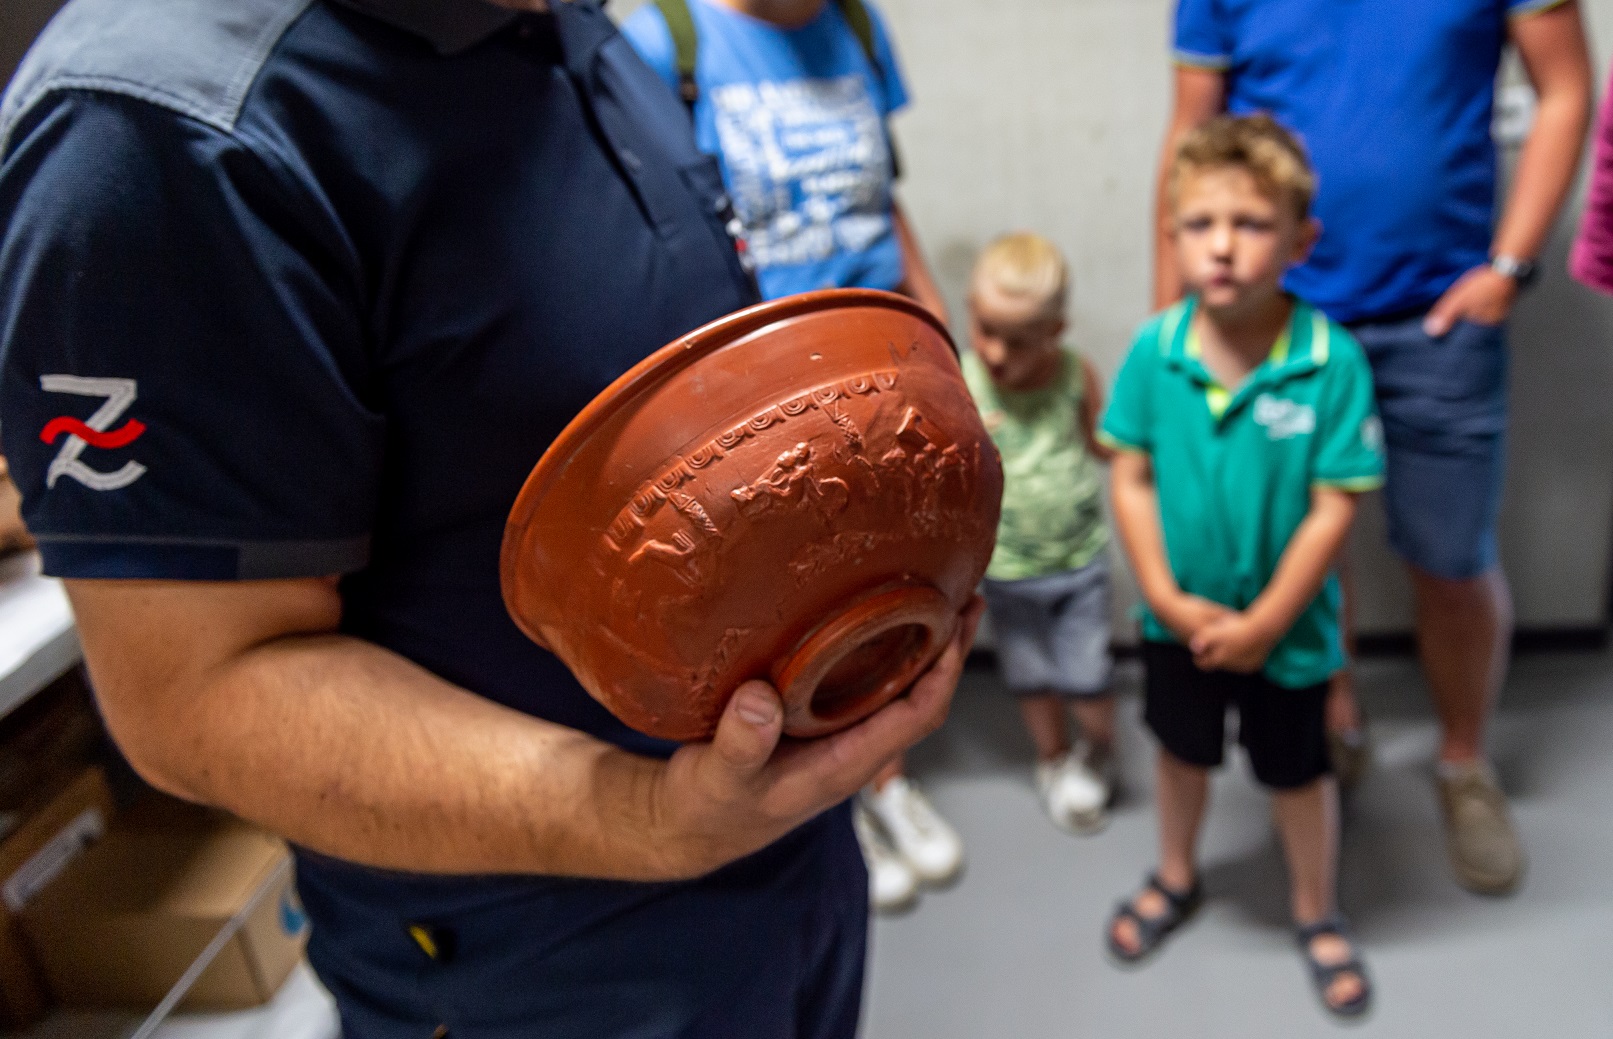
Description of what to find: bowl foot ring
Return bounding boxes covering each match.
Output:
[773,583,955,739]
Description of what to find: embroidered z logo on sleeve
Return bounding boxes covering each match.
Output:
[38,376,148,491]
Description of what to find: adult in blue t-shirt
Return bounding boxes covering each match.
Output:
[621,0,947,314]
[0,0,980,1035]
[1151,0,1592,897]
[623,0,962,915]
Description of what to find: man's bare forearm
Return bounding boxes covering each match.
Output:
[1153,67,1227,309]
[1152,131,1187,309]
[75,599,666,879]
[1243,489,1356,643]
[893,201,950,325]
[68,576,977,886]
[1495,4,1593,263]
[1493,81,1591,261]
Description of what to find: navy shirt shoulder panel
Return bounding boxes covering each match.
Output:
[0,91,381,579]
[0,0,315,157]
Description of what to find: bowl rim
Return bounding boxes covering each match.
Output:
[499,288,953,637]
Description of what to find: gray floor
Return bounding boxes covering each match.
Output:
[864,649,1613,1039]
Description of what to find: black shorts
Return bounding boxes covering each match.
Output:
[1142,641,1330,790]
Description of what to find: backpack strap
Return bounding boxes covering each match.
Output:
[836,0,902,179]
[654,0,701,110]
[838,0,881,84]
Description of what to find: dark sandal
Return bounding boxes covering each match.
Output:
[1296,914,1372,1018]
[1105,873,1202,963]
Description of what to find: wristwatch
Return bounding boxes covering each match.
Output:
[1490,254,1540,289]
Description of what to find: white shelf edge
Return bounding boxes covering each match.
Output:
[0,553,81,722]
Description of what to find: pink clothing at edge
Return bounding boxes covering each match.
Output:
[1571,72,1613,295]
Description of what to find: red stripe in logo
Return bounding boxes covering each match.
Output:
[40,417,146,449]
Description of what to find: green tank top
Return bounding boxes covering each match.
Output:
[962,349,1109,581]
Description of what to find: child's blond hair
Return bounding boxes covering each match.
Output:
[1169,113,1316,220]
[970,232,1069,321]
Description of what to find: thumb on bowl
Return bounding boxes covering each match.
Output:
[708,680,785,777]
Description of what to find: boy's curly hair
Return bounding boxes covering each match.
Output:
[1170,113,1316,220]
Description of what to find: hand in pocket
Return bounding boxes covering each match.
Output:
[1422,265,1518,336]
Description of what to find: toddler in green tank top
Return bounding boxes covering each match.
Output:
[961,233,1119,835]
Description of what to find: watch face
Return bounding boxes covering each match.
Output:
[1494,256,1538,287]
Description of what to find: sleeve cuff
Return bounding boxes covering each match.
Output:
[1096,429,1149,453]
[1311,475,1385,492]
[1173,48,1232,71]
[38,534,371,580]
[1509,0,1570,17]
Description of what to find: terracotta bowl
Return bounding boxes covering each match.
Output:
[500,289,1003,742]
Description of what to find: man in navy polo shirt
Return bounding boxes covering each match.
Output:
[1152,0,1592,895]
[0,0,979,1035]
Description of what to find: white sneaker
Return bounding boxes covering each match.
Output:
[1034,742,1114,835]
[853,801,919,913]
[864,777,964,885]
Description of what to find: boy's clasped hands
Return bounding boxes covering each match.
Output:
[1158,592,1280,674]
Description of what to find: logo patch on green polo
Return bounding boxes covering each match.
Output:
[1253,393,1316,440]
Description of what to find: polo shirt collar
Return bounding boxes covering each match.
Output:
[1161,296,1333,418]
[330,0,520,55]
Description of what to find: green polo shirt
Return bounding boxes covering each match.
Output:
[1099,297,1385,689]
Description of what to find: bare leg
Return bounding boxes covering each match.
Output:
[1156,750,1208,893]
[1070,695,1118,752]
[1272,777,1363,1008]
[1411,567,1512,764]
[1111,750,1208,954]
[1271,777,1339,923]
[1326,672,1363,737]
[1018,693,1071,762]
[871,755,904,790]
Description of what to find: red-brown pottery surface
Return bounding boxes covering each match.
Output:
[501,289,1003,741]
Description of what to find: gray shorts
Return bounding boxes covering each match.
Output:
[980,558,1113,697]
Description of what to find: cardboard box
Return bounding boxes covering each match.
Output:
[20,795,308,1011]
[0,670,105,831]
[0,766,114,1027]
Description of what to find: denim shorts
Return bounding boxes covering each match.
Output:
[980,557,1113,697]
[1348,314,1508,581]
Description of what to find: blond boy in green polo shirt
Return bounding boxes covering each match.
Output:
[1099,114,1384,1018]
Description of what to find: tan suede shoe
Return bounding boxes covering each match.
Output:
[1328,725,1371,792]
[1436,761,1525,895]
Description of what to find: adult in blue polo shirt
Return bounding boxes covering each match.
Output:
[1151,0,1592,895]
[0,0,978,1035]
